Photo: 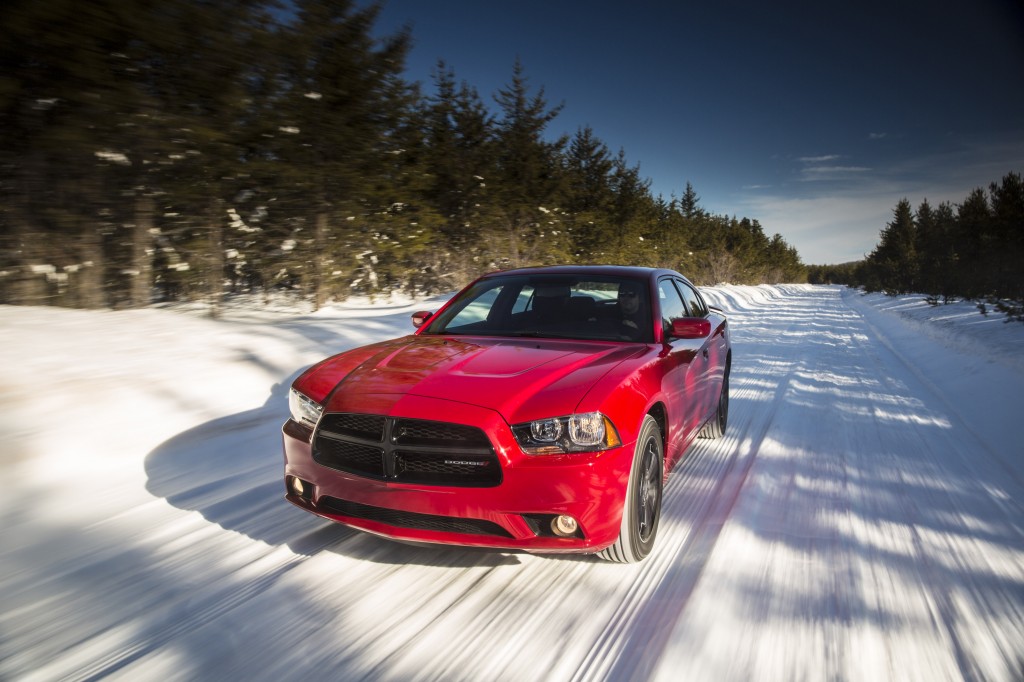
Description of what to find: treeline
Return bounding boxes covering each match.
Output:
[0,0,805,312]
[808,172,1023,320]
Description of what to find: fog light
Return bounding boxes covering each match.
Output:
[551,515,578,537]
[289,476,313,499]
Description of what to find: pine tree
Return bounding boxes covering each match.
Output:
[415,62,499,284]
[954,188,992,298]
[492,59,568,266]
[268,0,410,307]
[763,234,804,283]
[988,172,1024,300]
[867,198,918,293]
[564,126,614,213]
[0,0,145,306]
[606,150,654,263]
[930,202,958,300]
[147,0,279,315]
[563,126,616,260]
[914,199,943,297]
[679,182,702,220]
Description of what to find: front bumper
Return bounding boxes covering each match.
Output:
[281,398,634,553]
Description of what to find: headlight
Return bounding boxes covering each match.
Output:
[512,412,622,455]
[289,388,323,427]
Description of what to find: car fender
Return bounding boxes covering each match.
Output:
[291,339,407,404]
[574,347,670,450]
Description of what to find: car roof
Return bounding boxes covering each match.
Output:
[481,265,686,282]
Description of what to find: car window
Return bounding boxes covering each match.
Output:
[443,285,505,329]
[423,274,654,342]
[676,280,708,317]
[657,279,688,336]
[511,285,536,314]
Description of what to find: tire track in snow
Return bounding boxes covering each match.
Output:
[6,497,356,681]
[7,286,1020,681]
[844,292,1024,680]
[844,287,1024,492]
[570,288,815,680]
[34,548,308,681]
[639,285,883,680]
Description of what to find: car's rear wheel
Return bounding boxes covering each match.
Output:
[598,415,663,563]
[698,372,729,439]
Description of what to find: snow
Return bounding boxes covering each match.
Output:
[94,151,131,166]
[1,285,1022,681]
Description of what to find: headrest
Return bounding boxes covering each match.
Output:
[534,284,571,299]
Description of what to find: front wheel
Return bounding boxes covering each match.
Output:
[598,415,663,563]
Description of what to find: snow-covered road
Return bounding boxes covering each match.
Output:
[2,285,1022,681]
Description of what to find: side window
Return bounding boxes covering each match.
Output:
[445,285,504,329]
[676,280,708,317]
[657,279,688,336]
[511,284,535,314]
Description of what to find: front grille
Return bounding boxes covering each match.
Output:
[395,420,490,447]
[318,496,513,538]
[316,439,384,478]
[319,413,387,440]
[313,413,501,487]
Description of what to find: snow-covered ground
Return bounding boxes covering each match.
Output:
[1,285,1021,681]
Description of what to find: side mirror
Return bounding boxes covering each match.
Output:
[411,311,434,328]
[669,317,711,340]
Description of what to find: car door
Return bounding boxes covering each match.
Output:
[676,279,726,421]
[655,278,708,462]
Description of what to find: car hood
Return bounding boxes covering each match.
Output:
[320,335,644,424]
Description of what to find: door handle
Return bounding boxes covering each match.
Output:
[702,348,709,360]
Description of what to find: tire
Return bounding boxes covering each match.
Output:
[598,415,663,563]
[698,372,729,439]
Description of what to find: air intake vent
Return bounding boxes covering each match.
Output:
[318,496,512,538]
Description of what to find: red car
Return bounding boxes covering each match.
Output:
[283,266,730,562]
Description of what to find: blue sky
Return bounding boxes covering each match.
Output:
[367,0,1024,264]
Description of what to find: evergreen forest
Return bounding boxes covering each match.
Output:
[808,172,1024,322]
[1,0,806,312]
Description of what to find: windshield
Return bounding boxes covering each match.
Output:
[421,274,653,342]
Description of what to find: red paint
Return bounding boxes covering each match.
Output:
[283,266,730,555]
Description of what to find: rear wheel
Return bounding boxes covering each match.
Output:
[698,372,729,439]
[598,415,663,563]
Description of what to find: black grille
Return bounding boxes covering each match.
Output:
[395,421,490,447]
[394,450,497,486]
[313,413,501,487]
[315,439,384,478]
[319,413,387,440]
[318,496,513,538]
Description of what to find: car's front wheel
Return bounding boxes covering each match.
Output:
[598,415,663,563]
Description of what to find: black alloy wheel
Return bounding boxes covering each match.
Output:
[598,415,663,563]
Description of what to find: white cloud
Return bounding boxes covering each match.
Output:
[800,165,872,181]
[737,132,1024,264]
